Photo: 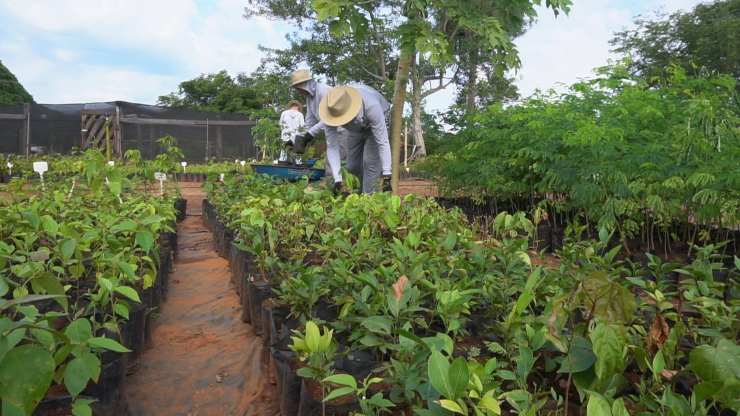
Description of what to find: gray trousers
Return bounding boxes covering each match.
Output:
[346,128,381,194]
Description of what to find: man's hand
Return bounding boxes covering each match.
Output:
[293,132,314,154]
[380,174,392,193]
[333,181,343,195]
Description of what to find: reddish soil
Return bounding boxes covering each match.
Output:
[123,183,279,416]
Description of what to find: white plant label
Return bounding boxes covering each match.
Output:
[181,161,187,173]
[33,161,48,191]
[108,160,115,167]
[154,172,167,195]
[219,173,225,182]
[33,161,48,175]
[6,162,12,176]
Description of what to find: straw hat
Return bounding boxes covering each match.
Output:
[319,86,362,127]
[290,70,313,87]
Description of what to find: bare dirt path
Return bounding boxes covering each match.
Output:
[123,183,278,416]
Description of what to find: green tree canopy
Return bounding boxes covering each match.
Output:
[157,69,293,118]
[0,60,33,105]
[611,0,740,81]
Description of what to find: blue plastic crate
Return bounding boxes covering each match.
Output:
[251,164,325,182]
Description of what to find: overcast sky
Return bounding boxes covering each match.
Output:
[0,0,705,111]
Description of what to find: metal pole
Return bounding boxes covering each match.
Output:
[105,117,111,161]
[205,118,209,162]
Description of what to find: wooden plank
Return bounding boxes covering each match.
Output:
[120,117,255,127]
[0,113,26,120]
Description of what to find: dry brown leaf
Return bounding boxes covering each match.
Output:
[393,275,409,301]
[646,314,670,353]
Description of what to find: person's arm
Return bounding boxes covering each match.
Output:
[308,121,325,137]
[304,97,318,128]
[366,103,392,176]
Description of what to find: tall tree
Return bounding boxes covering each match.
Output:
[610,0,740,82]
[246,0,571,191]
[0,60,33,105]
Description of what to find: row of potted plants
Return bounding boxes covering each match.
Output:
[205,174,738,416]
[0,151,184,416]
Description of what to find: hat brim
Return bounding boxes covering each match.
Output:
[319,86,362,127]
[290,76,312,87]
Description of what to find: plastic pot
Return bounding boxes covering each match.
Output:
[272,348,301,416]
[174,198,187,222]
[297,378,358,416]
[246,280,274,335]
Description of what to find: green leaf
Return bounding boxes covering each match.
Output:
[323,386,355,403]
[448,357,469,399]
[111,219,137,233]
[33,275,68,310]
[0,345,55,414]
[323,373,357,389]
[479,392,501,414]
[0,277,8,297]
[41,215,59,236]
[428,350,453,398]
[135,230,155,252]
[652,349,666,380]
[361,315,392,335]
[586,393,612,416]
[305,321,320,353]
[114,286,141,303]
[691,339,740,379]
[108,180,122,196]
[64,356,92,397]
[113,303,129,319]
[65,318,93,344]
[78,352,101,383]
[515,346,534,383]
[441,232,457,250]
[60,238,77,260]
[558,336,596,374]
[98,277,113,292]
[72,398,94,416]
[88,337,131,353]
[611,398,629,416]
[0,320,25,364]
[590,322,624,380]
[366,392,395,409]
[438,399,464,414]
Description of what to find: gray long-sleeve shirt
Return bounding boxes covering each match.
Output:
[296,80,330,136]
[322,83,392,175]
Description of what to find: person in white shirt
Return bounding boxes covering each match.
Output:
[278,100,304,163]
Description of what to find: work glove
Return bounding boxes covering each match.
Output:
[293,132,314,154]
[333,181,343,195]
[380,174,392,193]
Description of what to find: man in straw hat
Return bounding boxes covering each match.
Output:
[288,69,345,188]
[296,83,391,194]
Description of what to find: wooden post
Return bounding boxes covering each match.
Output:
[114,106,123,157]
[105,117,111,161]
